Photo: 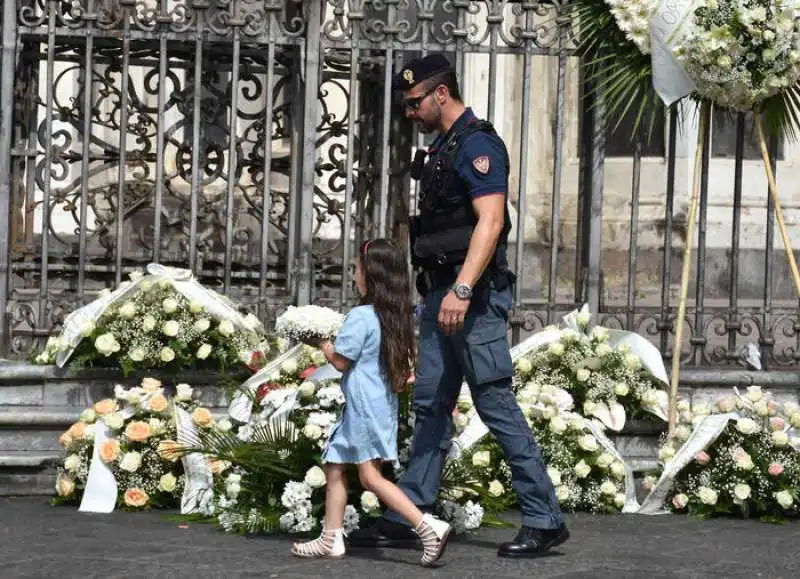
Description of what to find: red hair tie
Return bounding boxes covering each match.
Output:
[364,240,372,254]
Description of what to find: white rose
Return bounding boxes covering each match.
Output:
[591,326,608,341]
[189,300,204,313]
[546,467,561,486]
[148,418,164,435]
[549,416,567,434]
[94,333,121,357]
[610,462,625,480]
[623,354,642,370]
[298,381,317,399]
[302,423,323,440]
[243,313,262,331]
[515,358,533,374]
[548,342,565,356]
[697,486,718,506]
[772,431,789,447]
[746,386,763,402]
[574,460,591,479]
[158,473,177,492]
[175,383,193,401]
[304,466,326,489]
[613,382,629,397]
[159,347,175,363]
[142,315,157,331]
[80,321,96,337]
[578,434,599,452]
[614,493,626,509]
[775,490,794,509]
[595,453,614,469]
[361,491,380,511]
[139,280,152,292]
[193,318,211,333]
[791,412,800,429]
[281,359,298,375]
[196,344,212,360]
[162,298,179,313]
[735,418,758,435]
[576,310,591,327]
[216,419,233,433]
[104,413,124,430]
[595,343,612,358]
[119,452,142,473]
[555,485,571,502]
[754,401,770,417]
[568,417,584,431]
[677,400,691,413]
[600,481,617,496]
[79,409,96,423]
[488,480,505,497]
[119,302,137,319]
[659,445,676,462]
[64,454,82,472]
[218,320,235,337]
[472,450,491,468]
[733,483,751,502]
[162,320,180,337]
[541,405,557,420]
[129,348,146,362]
[226,482,241,499]
[576,368,591,382]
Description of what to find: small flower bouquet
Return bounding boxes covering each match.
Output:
[274,305,345,344]
[35,265,271,376]
[53,377,215,510]
[513,308,668,431]
[647,386,800,522]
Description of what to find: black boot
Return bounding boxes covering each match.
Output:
[497,524,570,558]
[347,517,419,549]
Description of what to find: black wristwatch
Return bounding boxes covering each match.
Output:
[451,282,472,300]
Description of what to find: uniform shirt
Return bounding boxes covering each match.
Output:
[427,107,509,202]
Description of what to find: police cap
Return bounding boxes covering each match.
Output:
[392,53,454,91]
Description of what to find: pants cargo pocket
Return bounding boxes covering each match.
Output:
[464,323,513,386]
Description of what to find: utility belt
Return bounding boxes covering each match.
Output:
[409,219,473,270]
[415,260,516,297]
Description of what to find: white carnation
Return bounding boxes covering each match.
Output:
[360,491,380,511]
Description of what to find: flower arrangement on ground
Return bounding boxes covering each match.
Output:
[646,386,800,522]
[446,384,627,516]
[53,378,213,510]
[34,264,272,376]
[512,309,668,431]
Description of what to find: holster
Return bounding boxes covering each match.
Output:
[411,225,473,268]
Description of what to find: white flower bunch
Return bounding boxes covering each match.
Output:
[655,387,800,521]
[604,0,660,54]
[275,305,345,343]
[674,0,800,110]
[437,500,484,534]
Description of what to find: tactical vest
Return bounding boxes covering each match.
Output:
[410,118,512,270]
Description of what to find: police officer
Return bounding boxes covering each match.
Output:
[348,54,569,558]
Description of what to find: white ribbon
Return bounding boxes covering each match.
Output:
[649,0,700,105]
[228,344,305,423]
[174,405,214,516]
[56,262,259,368]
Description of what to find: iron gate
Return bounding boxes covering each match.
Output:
[1,0,798,374]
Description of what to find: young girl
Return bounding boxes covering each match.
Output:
[291,238,452,566]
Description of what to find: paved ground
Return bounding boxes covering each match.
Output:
[1,497,798,579]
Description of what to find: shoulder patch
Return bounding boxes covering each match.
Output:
[472,155,490,174]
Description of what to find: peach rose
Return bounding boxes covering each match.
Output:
[768,463,784,477]
[56,476,75,497]
[99,439,121,463]
[149,393,169,413]
[124,487,149,507]
[124,421,152,442]
[694,451,711,465]
[58,431,73,449]
[94,398,118,416]
[67,422,87,439]
[192,407,213,427]
[157,440,180,462]
[141,377,162,392]
[770,417,786,432]
[208,459,230,475]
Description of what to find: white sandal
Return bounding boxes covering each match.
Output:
[414,514,452,567]
[291,527,346,559]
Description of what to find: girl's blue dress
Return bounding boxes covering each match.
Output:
[322,305,398,464]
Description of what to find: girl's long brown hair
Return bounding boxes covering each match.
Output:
[359,239,416,392]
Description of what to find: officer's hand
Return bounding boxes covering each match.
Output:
[438,291,469,335]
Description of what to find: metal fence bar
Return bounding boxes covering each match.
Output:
[726,113,746,363]
[296,0,322,306]
[692,110,711,364]
[188,10,205,273]
[259,13,277,318]
[627,135,642,330]
[152,2,169,265]
[0,0,18,354]
[114,14,132,287]
[761,134,778,367]
[223,10,242,294]
[658,106,678,357]
[77,0,95,302]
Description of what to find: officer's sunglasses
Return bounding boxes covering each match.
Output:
[402,85,439,111]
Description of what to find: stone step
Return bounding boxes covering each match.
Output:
[0,451,61,496]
